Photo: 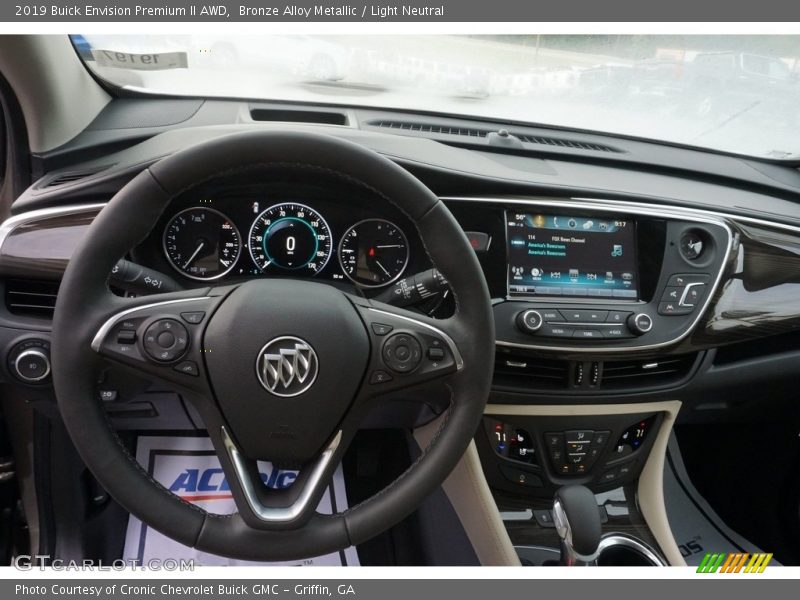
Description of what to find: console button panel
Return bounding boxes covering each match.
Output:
[477,412,663,497]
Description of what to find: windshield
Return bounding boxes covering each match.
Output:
[72,34,800,160]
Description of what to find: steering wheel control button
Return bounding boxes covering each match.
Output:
[7,339,52,384]
[116,329,137,345]
[371,323,393,336]
[369,370,393,384]
[180,311,205,324]
[427,346,445,361]
[143,319,189,362]
[627,313,653,335]
[173,361,199,376]
[516,309,543,333]
[382,333,423,373]
[157,331,176,347]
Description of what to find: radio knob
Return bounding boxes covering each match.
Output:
[627,313,653,335]
[516,310,543,334]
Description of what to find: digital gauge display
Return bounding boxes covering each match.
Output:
[248,203,333,275]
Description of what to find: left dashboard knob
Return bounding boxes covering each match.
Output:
[8,340,51,384]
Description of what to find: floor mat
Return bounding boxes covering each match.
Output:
[664,433,778,566]
[123,435,360,566]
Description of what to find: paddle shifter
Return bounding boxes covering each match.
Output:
[553,485,602,566]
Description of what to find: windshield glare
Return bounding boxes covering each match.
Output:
[72,34,800,160]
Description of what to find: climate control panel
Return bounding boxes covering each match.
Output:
[478,413,662,496]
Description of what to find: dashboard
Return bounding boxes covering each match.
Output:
[4,98,800,564]
[2,103,800,406]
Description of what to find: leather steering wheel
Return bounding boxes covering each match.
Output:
[52,130,494,561]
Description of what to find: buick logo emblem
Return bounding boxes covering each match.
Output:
[256,336,319,397]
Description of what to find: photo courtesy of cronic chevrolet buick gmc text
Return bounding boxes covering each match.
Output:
[0,34,798,567]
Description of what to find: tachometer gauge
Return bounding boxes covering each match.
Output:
[338,219,409,287]
[163,207,241,280]
[248,203,333,274]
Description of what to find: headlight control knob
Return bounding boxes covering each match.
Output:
[8,339,51,384]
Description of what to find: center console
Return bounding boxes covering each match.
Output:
[442,196,729,566]
[493,200,732,352]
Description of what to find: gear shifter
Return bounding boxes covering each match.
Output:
[553,485,602,566]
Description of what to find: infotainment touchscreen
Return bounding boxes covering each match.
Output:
[506,212,639,300]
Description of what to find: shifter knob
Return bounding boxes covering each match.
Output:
[553,485,602,565]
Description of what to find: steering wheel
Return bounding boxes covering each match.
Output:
[51,131,494,561]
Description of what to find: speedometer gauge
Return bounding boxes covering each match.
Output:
[163,207,241,280]
[248,203,333,274]
[338,219,409,287]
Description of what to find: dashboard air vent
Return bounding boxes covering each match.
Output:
[42,167,107,188]
[600,354,699,390]
[493,352,569,390]
[4,279,59,318]
[513,134,620,153]
[367,119,621,152]
[368,119,492,138]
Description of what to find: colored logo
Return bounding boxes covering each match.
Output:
[169,467,297,501]
[696,552,773,573]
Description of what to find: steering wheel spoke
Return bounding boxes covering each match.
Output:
[90,288,228,392]
[212,425,345,530]
[351,297,464,397]
[186,388,364,531]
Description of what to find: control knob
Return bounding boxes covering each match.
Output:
[627,313,653,335]
[14,348,51,383]
[516,310,543,334]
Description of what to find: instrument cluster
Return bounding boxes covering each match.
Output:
[144,181,421,290]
